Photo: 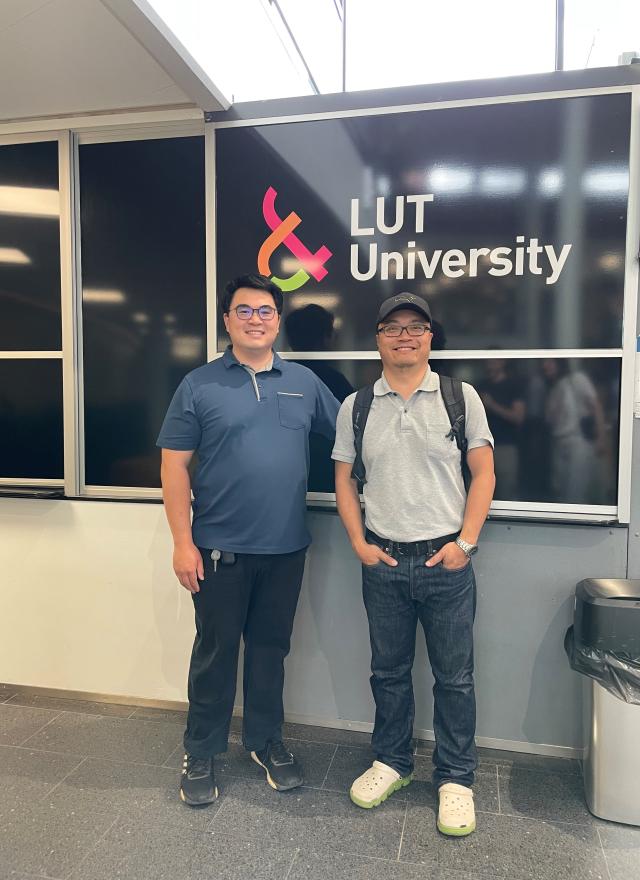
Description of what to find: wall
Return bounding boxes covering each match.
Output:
[0,497,629,756]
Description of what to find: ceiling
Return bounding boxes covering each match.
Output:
[0,0,229,124]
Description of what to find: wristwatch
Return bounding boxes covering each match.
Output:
[455,537,478,558]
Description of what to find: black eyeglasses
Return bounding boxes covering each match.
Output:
[377,323,432,338]
[230,304,278,321]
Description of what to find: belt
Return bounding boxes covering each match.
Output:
[365,529,460,558]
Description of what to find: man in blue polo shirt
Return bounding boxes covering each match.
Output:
[157,273,339,806]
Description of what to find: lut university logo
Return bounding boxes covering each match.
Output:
[257,186,332,292]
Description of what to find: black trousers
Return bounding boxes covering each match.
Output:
[183,547,306,757]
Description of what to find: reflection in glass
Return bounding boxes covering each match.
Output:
[305,357,620,506]
[0,141,61,350]
[286,303,354,492]
[216,94,629,352]
[0,359,63,479]
[79,137,206,488]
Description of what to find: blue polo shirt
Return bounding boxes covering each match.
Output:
[156,348,339,554]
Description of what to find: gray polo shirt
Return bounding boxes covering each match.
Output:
[332,368,494,542]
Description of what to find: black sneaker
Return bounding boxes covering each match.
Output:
[180,754,218,806]
[251,741,304,791]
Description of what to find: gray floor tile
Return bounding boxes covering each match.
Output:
[61,756,224,831]
[129,705,188,724]
[212,777,406,860]
[0,704,60,747]
[289,849,485,880]
[282,720,372,747]
[71,818,298,880]
[408,757,499,815]
[400,808,609,880]
[196,830,297,880]
[0,683,18,703]
[598,820,640,880]
[0,783,120,878]
[0,745,84,822]
[68,818,203,880]
[498,766,592,824]
[22,712,183,765]
[6,692,135,718]
[321,744,375,794]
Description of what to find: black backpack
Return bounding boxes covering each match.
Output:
[350,374,471,493]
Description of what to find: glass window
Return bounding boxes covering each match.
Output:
[0,141,61,351]
[564,0,640,70]
[278,0,344,93]
[302,356,620,506]
[79,137,206,488]
[216,93,629,352]
[346,0,556,91]
[0,359,63,480]
[146,0,314,102]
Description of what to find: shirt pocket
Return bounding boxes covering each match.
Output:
[426,422,460,462]
[277,391,306,430]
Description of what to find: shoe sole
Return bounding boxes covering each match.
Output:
[350,773,413,809]
[250,751,303,791]
[179,786,218,807]
[437,819,476,837]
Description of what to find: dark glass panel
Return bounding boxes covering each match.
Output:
[0,141,61,350]
[0,359,63,479]
[303,357,620,506]
[216,93,629,351]
[80,137,206,487]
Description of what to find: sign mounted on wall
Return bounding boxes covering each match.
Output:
[215,93,630,352]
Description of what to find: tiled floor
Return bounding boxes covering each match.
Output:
[1,690,639,880]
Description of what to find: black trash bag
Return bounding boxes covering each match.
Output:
[565,625,640,705]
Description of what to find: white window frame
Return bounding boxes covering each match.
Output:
[210,83,640,523]
[0,88,637,525]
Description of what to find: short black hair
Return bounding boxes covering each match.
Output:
[221,273,283,315]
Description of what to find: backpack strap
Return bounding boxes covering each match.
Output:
[438,375,471,493]
[350,384,375,491]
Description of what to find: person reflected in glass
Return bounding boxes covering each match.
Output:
[285,304,354,493]
[284,303,353,402]
[157,274,340,806]
[542,359,606,504]
[478,358,525,500]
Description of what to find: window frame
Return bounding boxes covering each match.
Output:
[0,131,71,491]
[75,122,208,501]
[210,83,640,524]
[0,85,637,525]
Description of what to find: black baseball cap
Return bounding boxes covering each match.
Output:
[376,293,432,325]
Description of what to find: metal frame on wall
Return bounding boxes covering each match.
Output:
[0,81,638,525]
[209,82,640,523]
[0,131,68,491]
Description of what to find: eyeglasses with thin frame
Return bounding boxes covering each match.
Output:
[377,322,432,338]
[230,304,278,321]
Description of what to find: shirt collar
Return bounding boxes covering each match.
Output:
[373,366,439,397]
[222,345,282,374]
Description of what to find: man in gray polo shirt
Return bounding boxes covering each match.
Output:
[333,293,494,836]
[158,273,339,807]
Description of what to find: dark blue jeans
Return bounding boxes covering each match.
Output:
[362,537,477,787]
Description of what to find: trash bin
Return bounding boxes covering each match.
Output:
[565,578,640,826]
